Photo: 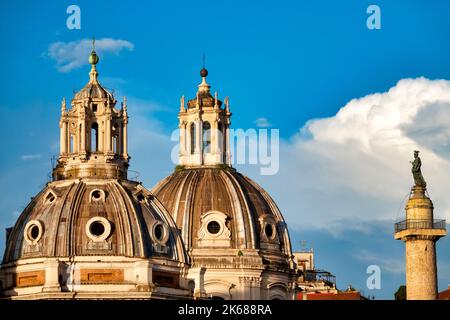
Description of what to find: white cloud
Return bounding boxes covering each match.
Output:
[20,154,41,161]
[115,77,450,236]
[47,38,134,72]
[246,77,450,234]
[254,117,271,127]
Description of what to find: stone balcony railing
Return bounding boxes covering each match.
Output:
[394,219,446,233]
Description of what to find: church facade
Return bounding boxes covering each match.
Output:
[0,48,313,300]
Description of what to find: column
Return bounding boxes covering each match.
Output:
[187,123,192,155]
[195,120,202,154]
[179,122,186,155]
[211,120,218,154]
[106,116,112,152]
[60,120,68,154]
[123,119,128,158]
[119,123,123,155]
[225,124,231,165]
[80,122,86,152]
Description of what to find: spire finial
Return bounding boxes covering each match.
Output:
[180,95,185,112]
[200,53,208,78]
[122,96,127,113]
[89,35,99,66]
[214,91,218,109]
[61,97,66,113]
[224,96,230,112]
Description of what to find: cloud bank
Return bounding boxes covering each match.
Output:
[247,77,450,234]
[47,38,134,72]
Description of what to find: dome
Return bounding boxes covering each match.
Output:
[74,81,114,100]
[3,178,187,264]
[152,167,293,264]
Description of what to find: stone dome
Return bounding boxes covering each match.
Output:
[3,178,188,264]
[151,167,293,265]
[74,81,114,100]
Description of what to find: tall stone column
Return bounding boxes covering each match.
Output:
[395,186,447,300]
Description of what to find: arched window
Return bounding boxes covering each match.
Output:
[69,135,74,153]
[190,122,196,154]
[203,121,211,153]
[113,135,118,154]
[91,122,98,152]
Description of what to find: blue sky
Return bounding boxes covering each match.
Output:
[1,0,450,299]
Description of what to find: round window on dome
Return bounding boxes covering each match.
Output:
[154,224,163,241]
[265,223,276,239]
[90,221,105,237]
[207,220,221,235]
[85,217,111,242]
[90,189,106,203]
[24,220,44,245]
[152,223,168,244]
[92,190,102,200]
[29,225,40,240]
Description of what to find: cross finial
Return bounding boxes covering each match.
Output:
[92,35,96,51]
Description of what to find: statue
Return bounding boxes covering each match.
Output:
[224,96,229,112]
[180,95,185,111]
[61,97,66,112]
[410,150,426,188]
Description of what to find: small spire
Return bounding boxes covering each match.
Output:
[224,96,230,112]
[123,96,127,112]
[88,36,99,84]
[180,95,185,112]
[89,35,99,66]
[214,91,218,109]
[61,97,66,112]
[198,54,210,93]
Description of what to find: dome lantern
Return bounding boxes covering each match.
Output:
[178,62,231,167]
[53,45,130,181]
